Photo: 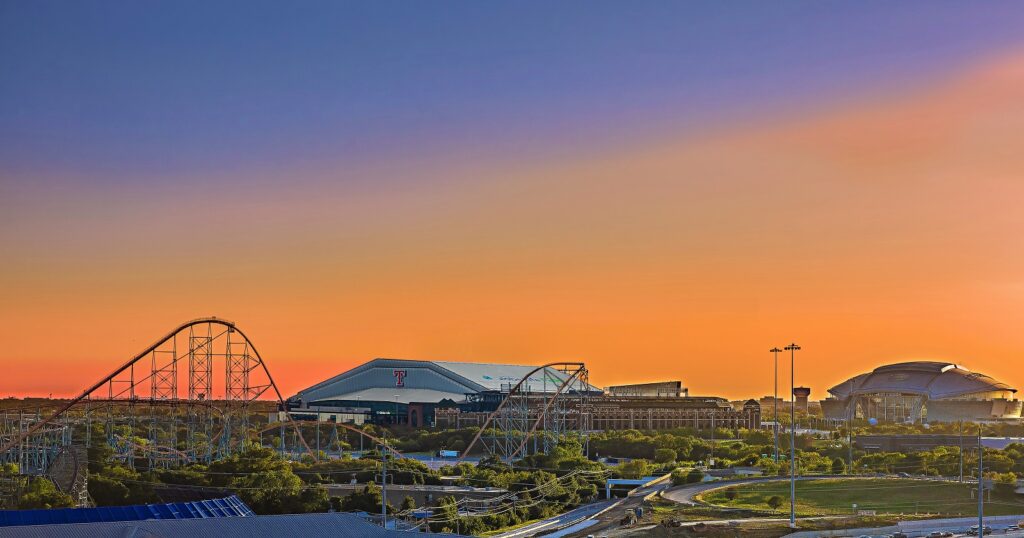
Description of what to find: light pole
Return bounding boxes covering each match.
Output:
[784,342,801,528]
[381,430,388,529]
[847,416,853,475]
[960,420,965,483]
[357,396,363,453]
[770,347,782,463]
[978,425,984,535]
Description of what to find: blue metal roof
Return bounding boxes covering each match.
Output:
[0,495,254,527]
[0,512,460,537]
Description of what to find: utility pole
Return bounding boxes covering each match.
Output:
[771,347,782,463]
[978,425,983,535]
[381,433,388,529]
[848,416,853,475]
[710,411,716,467]
[959,420,965,483]
[785,342,800,528]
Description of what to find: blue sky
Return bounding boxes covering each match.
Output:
[4,1,1024,183]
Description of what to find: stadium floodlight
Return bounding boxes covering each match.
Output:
[784,342,800,528]
[770,347,782,463]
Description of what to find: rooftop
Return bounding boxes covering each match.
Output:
[0,512,458,538]
[828,361,1016,400]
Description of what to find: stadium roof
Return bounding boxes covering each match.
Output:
[292,358,600,405]
[0,512,459,538]
[431,360,591,392]
[828,361,1016,400]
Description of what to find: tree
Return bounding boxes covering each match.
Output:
[430,496,460,534]
[210,445,328,514]
[340,482,384,513]
[994,472,1018,495]
[654,448,677,464]
[617,459,651,479]
[671,467,703,485]
[87,474,131,506]
[400,495,416,511]
[766,495,784,510]
[831,457,846,475]
[17,477,75,509]
[230,468,326,514]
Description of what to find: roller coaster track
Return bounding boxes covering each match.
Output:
[460,362,590,462]
[249,421,404,458]
[0,317,313,463]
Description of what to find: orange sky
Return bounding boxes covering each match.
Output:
[2,52,1024,400]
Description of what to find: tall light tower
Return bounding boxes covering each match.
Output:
[770,347,782,463]
[784,342,801,528]
[381,430,388,528]
[978,424,984,535]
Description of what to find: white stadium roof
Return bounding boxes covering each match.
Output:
[290,358,600,405]
[431,360,590,392]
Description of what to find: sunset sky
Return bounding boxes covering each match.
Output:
[2,2,1024,400]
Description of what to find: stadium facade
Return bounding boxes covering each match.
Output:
[821,361,1020,423]
[287,358,760,430]
[287,358,602,427]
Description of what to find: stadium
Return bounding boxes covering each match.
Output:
[821,361,1021,423]
[286,358,603,427]
[286,358,760,430]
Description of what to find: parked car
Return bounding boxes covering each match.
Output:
[929,531,944,538]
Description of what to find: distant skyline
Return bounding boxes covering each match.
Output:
[3,2,1024,399]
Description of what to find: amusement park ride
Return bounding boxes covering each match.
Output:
[0,317,591,507]
[460,362,592,462]
[0,318,318,505]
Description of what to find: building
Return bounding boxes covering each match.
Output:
[605,381,687,398]
[291,360,759,432]
[821,361,1021,424]
[286,358,600,427]
[589,396,760,431]
[793,387,811,413]
[0,512,458,538]
[0,496,253,528]
[436,396,760,431]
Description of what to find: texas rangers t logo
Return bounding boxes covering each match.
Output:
[394,370,407,387]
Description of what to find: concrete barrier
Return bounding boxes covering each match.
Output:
[783,526,900,538]
[898,514,1024,533]
[783,515,1024,538]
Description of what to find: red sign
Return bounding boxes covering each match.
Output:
[394,370,407,387]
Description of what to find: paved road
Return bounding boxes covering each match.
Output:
[556,479,672,538]
[493,499,621,538]
[497,478,672,538]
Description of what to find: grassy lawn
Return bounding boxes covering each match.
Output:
[698,479,1024,517]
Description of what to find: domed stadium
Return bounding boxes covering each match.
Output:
[821,361,1021,423]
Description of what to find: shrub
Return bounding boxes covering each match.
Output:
[654,448,677,464]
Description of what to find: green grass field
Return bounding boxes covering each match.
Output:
[698,479,1024,517]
